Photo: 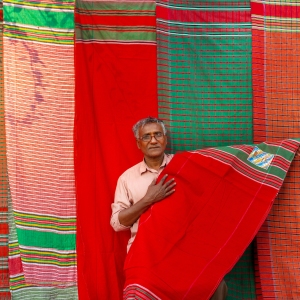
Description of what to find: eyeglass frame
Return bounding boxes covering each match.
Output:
[137,131,165,142]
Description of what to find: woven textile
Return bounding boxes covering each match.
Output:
[0,0,10,297]
[74,0,157,298]
[156,1,256,298]
[157,0,253,151]
[8,187,78,300]
[252,1,300,298]
[3,0,77,297]
[124,139,300,299]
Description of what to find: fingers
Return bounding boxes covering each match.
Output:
[165,189,176,197]
[158,174,169,185]
[164,178,176,189]
[162,177,176,197]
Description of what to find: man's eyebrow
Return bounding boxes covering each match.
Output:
[142,131,161,135]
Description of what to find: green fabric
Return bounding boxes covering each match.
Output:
[8,189,78,299]
[16,228,75,250]
[157,0,256,298]
[4,5,74,29]
[158,31,253,151]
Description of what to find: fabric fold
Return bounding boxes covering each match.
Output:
[124,139,300,299]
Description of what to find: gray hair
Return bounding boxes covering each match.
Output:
[132,117,167,138]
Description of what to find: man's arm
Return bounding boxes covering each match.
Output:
[118,174,176,227]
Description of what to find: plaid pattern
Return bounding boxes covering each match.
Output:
[252,1,300,298]
[157,1,256,299]
[157,0,253,152]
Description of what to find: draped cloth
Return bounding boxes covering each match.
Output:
[251,1,300,298]
[156,0,257,298]
[3,0,77,297]
[157,0,253,151]
[0,1,10,297]
[124,139,300,300]
[74,0,157,298]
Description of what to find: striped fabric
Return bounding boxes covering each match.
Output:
[8,188,78,300]
[252,1,300,298]
[157,0,253,151]
[74,0,157,298]
[124,139,300,299]
[124,284,159,300]
[3,0,77,297]
[0,0,10,297]
[156,1,256,299]
[75,1,156,44]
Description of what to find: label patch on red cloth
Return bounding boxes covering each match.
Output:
[247,146,274,170]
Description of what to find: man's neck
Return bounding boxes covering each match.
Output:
[144,154,165,171]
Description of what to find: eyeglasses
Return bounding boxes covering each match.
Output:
[138,132,165,142]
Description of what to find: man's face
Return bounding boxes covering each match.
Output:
[136,123,167,159]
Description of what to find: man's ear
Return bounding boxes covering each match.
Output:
[136,139,141,149]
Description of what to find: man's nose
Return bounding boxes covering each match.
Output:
[149,135,158,143]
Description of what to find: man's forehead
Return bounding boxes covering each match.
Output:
[139,123,163,134]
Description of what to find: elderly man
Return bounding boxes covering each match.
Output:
[111,116,228,300]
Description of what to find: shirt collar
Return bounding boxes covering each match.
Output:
[140,154,168,174]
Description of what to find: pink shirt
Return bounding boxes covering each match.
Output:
[111,154,173,251]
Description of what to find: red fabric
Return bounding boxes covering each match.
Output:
[251,2,299,18]
[74,43,157,299]
[124,150,287,299]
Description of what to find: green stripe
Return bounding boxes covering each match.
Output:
[4,5,74,29]
[21,248,75,258]
[4,33,74,45]
[76,1,155,11]
[21,258,76,266]
[14,211,76,223]
[16,228,75,250]
[76,28,156,42]
[15,222,75,231]
[217,143,294,179]
[4,25,74,45]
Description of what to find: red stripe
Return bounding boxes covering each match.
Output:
[75,13,156,26]
[156,5,251,23]
[251,2,300,18]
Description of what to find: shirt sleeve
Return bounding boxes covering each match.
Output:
[110,175,132,231]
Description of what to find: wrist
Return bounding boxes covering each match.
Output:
[141,195,153,207]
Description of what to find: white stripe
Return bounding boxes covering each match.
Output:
[251,0,300,6]
[4,36,74,47]
[13,210,76,219]
[157,29,251,37]
[125,284,161,300]
[16,225,76,235]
